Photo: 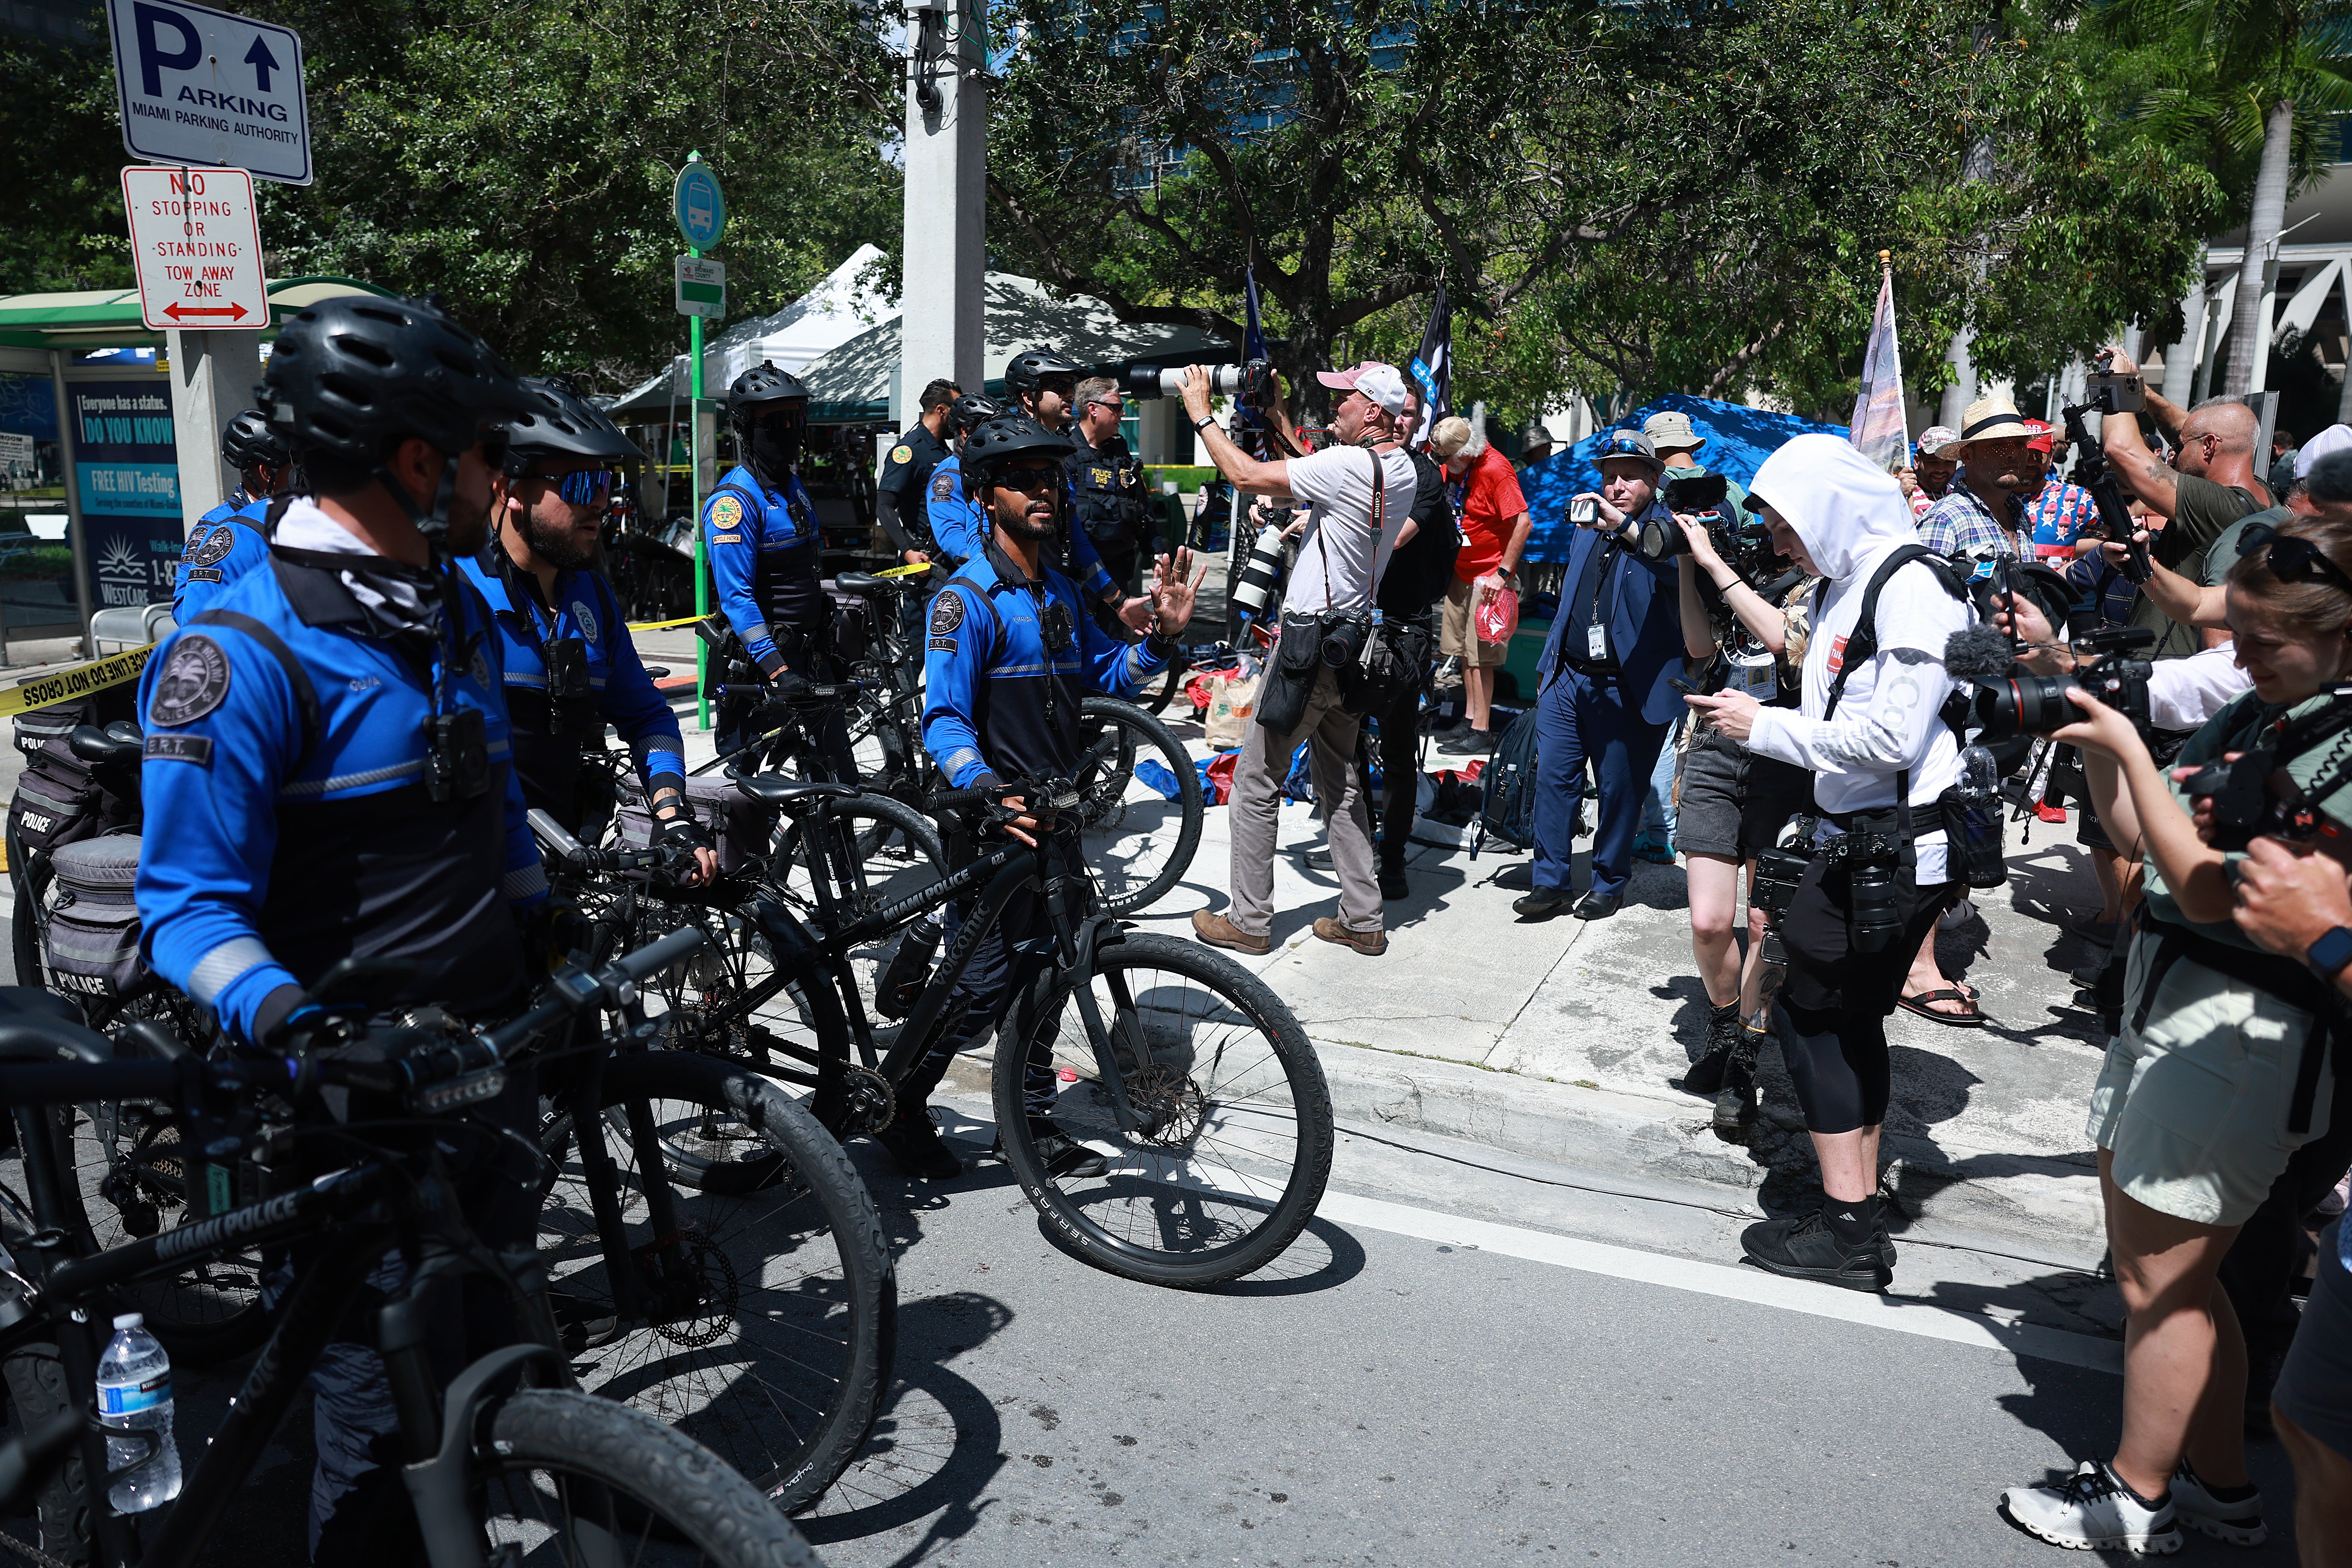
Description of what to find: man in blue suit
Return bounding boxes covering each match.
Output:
[1517,428,1687,920]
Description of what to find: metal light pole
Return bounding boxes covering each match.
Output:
[897,0,988,429]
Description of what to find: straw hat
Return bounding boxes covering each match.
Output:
[1952,396,2034,447]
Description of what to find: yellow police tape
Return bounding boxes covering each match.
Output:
[0,645,155,720]
[624,613,709,633]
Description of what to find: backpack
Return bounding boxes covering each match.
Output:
[1473,706,1540,856]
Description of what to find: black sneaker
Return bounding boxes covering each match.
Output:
[1681,1007,1741,1097]
[1028,1121,1107,1179]
[875,1111,962,1180]
[1741,1209,1891,1293]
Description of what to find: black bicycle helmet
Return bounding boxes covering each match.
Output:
[1002,348,1081,395]
[960,414,1073,500]
[258,295,529,469]
[219,408,287,473]
[949,392,1001,434]
[726,360,808,434]
[502,374,645,475]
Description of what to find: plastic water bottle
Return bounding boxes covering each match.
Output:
[95,1313,180,1513]
[1960,744,2000,796]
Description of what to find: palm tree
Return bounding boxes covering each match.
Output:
[2099,0,2352,394]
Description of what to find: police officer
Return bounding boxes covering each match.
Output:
[884,413,1200,1180]
[1067,374,1156,595]
[701,360,852,772]
[173,408,297,621]
[875,376,959,564]
[460,376,717,880]
[921,392,1010,568]
[132,294,546,1558]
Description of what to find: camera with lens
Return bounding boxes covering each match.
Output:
[1821,828,1905,954]
[1317,611,1370,670]
[1957,624,2156,742]
[1636,471,1776,584]
[1121,358,1274,403]
[1229,515,1292,619]
[2178,689,2352,851]
[1752,842,1813,917]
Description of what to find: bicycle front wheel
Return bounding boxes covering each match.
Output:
[480,1388,824,1567]
[537,1050,895,1514]
[1075,698,1204,917]
[992,931,1333,1288]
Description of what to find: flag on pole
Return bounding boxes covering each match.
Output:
[1848,255,1909,471]
[1231,264,1270,459]
[1408,285,1452,447]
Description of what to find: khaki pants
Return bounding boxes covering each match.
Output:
[1227,663,1383,938]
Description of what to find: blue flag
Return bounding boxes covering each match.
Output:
[1408,285,1451,448]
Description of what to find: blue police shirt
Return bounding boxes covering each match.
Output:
[459,550,686,816]
[173,493,274,623]
[922,541,1166,789]
[926,454,1117,602]
[135,503,548,1045]
[701,462,827,674]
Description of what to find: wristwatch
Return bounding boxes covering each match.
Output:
[1192,415,1216,433]
[2308,925,2352,978]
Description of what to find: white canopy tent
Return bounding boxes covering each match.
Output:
[606,243,892,416]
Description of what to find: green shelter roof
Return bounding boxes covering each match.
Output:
[0,275,394,350]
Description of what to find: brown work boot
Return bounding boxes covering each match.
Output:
[1192,909,1271,955]
[1312,917,1388,956]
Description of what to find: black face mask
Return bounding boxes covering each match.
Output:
[749,420,802,481]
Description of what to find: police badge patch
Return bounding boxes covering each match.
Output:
[148,636,231,727]
[930,471,955,502]
[709,494,745,531]
[930,594,965,637]
[183,525,236,568]
[891,444,913,465]
[571,599,599,644]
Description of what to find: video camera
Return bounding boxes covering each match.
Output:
[1119,359,1276,404]
[1945,620,2157,741]
[1635,472,1778,581]
[2180,685,2352,851]
[2063,350,2152,583]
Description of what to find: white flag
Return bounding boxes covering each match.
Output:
[1849,268,1909,471]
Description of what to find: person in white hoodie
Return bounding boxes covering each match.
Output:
[1685,433,1973,1291]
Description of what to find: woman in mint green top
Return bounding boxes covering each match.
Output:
[1997,515,2352,1550]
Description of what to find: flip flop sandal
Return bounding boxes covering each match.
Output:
[1899,988,1985,1027]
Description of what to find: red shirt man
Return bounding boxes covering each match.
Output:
[1430,416,1531,752]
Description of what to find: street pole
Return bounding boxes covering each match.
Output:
[48,351,97,658]
[898,0,988,428]
[691,240,709,730]
[164,328,261,531]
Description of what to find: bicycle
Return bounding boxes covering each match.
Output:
[735,772,1334,1288]
[0,930,824,1568]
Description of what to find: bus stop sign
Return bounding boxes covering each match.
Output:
[674,161,725,251]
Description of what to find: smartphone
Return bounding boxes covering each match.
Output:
[1570,497,1599,526]
[1668,676,1697,696]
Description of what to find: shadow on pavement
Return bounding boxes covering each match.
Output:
[1202,1212,1368,1298]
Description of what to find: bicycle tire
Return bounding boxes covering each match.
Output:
[537,1049,895,1515]
[1,1331,91,1565]
[1076,698,1204,917]
[480,1388,823,1567]
[990,931,1333,1287]
[768,793,946,924]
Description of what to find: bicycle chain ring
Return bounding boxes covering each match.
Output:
[843,1064,895,1135]
[1122,1066,1206,1150]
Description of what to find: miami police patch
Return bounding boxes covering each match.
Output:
[930,471,955,502]
[148,636,231,727]
[709,494,745,531]
[183,524,236,568]
[891,444,913,466]
[930,594,965,638]
[571,598,600,644]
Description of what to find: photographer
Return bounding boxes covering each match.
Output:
[1683,434,1972,1292]
[1182,360,1419,958]
[1995,516,2352,1553]
[1666,475,1813,1117]
[1359,383,1458,900]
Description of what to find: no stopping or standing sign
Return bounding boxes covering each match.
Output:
[120,166,268,331]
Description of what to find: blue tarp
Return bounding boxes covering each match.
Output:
[1520,394,1849,564]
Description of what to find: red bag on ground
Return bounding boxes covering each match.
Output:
[1205,749,1241,805]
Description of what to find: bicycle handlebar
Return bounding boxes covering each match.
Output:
[528,808,669,876]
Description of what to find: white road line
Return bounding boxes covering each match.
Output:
[1321,1190,2124,1376]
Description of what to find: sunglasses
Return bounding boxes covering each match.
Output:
[994,464,1061,493]
[2237,521,2352,596]
[1088,398,1124,412]
[1595,432,1650,461]
[549,467,619,505]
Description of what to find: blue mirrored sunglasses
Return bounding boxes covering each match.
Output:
[552,468,619,505]
[1596,432,1649,459]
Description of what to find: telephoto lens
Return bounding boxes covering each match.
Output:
[1847,863,1903,954]
[1229,525,1288,619]
[1751,845,1812,915]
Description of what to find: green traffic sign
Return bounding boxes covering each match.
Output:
[674,157,726,251]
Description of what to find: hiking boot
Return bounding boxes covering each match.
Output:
[2001,1461,2182,1554]
[1312,917,1387,956]
[1739,1208,1891,1293]
[1028,1120,1108,1179]
[1192,909,1271,955]
[875,1110,962,1181]
[1681,1004,1742,1097]
[1710,1023,1765,1139]
[2169,1462,2265,1546]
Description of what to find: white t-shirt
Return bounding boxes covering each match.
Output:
[2147,643,2253,732]
[1283,445,1417,614]
[1748,539,1970,883]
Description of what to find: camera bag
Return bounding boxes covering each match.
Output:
[40,833,147,998]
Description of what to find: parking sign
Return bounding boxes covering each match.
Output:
[106,0,311,185]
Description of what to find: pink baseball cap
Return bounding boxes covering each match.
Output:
[1315,361,1409,414]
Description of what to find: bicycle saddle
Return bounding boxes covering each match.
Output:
[68,723,141,768]
[826,572,887,596]
[728,774,861,809]
[0,988,111,1062]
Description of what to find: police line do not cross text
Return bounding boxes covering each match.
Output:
[105,0,311,186]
